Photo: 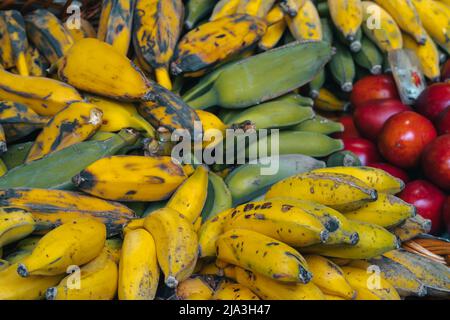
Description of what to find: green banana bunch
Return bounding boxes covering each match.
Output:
[291,115,344,135]
[353,36,383,75]
[201,172,233,221]
[328,41,355,92]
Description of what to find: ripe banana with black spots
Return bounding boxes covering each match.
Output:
[25,9,74,64]
[26,102,103,162]
[0,101,50,126]
[46,249,118,300]
[17,219,106,277]
[0,10,29,76]
[176,276,215,300]
[118,229,159,300]
[390,215,431,242]
[133,0,184,90]
[280,0,306,17]
[266,172,377,212]
[305,255,356,299]
[286,0,322,41]
[210,0,240,21]
[172,15,267,76]
[143,208,198,288]
[98,0,135,56]
[73,155,187,202]
[403,32,441,81]
[328,0,363,42]
[312,166,405,194]
[213,280,260,300]
[216,228,312,283]
[0,207,35,248]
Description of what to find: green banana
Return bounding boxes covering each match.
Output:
[328,41,355,92]
[0,130,138,190]
[183,40,333,109]
[277,93,314,107]
[185,0,216,29]
[336,27,363,53]
[353,36,383,75]
[0,142,33,170]
[321,18,334,45]
[201,172,233,220]
[225,154,326,205]
[291,115,344,135]
[309,69,326,99]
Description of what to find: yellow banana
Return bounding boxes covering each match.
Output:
[259,19,287,51]
[104,238,122,264]
[314,88,350,112]
[213,280,260,300]
[374,0,426,44]
[98,0,135,55]
[0,263,63,300]
[26,102,103,162]
[143,208,198,288]
[266,172,378,212]
[312,166,405,194]
[0,68,82,116]
[222,199,330,247]
[0,10,29,76]
[65,18,96,42]
[198,208,234,258]
[198,261,224,277]
[133,0,184,90]
[0,207,35,248]
[0,101,50,126]
[25,46,49,77]
[286,0,322,41]
[265,4,285,24]
[17,218,106,277]
[305,255,356,299]
[172,14,267,76]
[176,276,215,300]
[118,229,159,300]
[84,94,155,137]
[167,165,209,224]
[344,193,416,228]
[325,294,346,300]
[328,0,363,42]
[236,0,277,17]
[73,155,187,202]
[227,266,325,300]
[24,9,74,64]
[437,0,450,6]
[279,0,307,17]
[216,228,312,283]
[46,250,118,300]
[361,1,403,52]
[0,188,135,237]
[412,0,450,54]
[342,266,401,300]
[301,220,399,259]
[390,214,431,242]
[196,109,227,149]
[210,0,241,21]
[403,32,441,81]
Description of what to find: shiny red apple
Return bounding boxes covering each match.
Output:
[421,134,450,191]
[351,75,400,109]
[436,107,450,135]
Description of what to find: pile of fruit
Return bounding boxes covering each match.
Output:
[0,0,449,300]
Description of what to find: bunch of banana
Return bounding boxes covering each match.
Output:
[98,0,135,56]
[176,276,215,300]
[0,207,35,248]
[0,10,29,76]
[0,188,135,236]
[133,0,184,90]
[25,9,74,64]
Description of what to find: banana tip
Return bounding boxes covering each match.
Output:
[166,276,178,288]
[320,230,330,243]
[341,83,353,93]
[350,41,361,53]
[17,263,29,277]
[46,287,57,300]
[350,232,360,246]
[371,65,382,75]
[299,268,313,284]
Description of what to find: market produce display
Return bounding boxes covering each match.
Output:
[0,0,449,301]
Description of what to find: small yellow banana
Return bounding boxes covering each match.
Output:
[216,228,312,283]
[390,214,431,242]
[314,88,350,112]
[73,155,187,202]
[17,219,106,277]
[198,208,234,258]
[210,0,241,21]
[213,280,260,300]
[0,101,50,126]
[26,102,103,162]
[46,249,118,300]
[266,172,378,212]
[265,4,285,25]
[286,0,322,41]
[279,0,307,17]
[0,207,35,248]
[118,229,159,300]
[403,32,441,81]
[236,0,277,17]
[176,276,215,300]
[259,18,287,51]
[328,0,363,42]
[143,208,198,288]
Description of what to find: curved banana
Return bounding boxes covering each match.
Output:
[176,276,215,300]
[73,155,187,202]
[26,102,102,162]
[216,228,312,283]
[390,215,431,242]
[46,250,118,300]
[98,0,135,55]
[18,219,106,277]
[403,32,441,81]
[133,0,184,89]
[198,208,233,258]
[328,41,356,92]
[0,101,50,126]
[213,280,260,300]
[354,35,383,75]
[286,0,322,41]
[314,88,350,112]
[259,19,287,50]
[328,0,363,42]
[210,0,241,21]
[118,229,159,300]
[143,208,198,288]
[279,0,307,17]
[266,4,285,25]
[104,238,122,264]
[0,207,35,248]
[236,0,276,17]
[201,172,233,221]
[292,115,344,135]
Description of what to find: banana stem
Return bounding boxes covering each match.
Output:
[155,68,173,91]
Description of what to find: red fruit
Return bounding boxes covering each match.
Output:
[416,83,450,121]
[436,107,450,135]
[353,99,411,141]
[368,163,410,183]
[442,59,450,82]
[443,197,450,234]
[421,134,450,191]
[351,75,399,109]
[342,137,381,166]
[333,115,361,139]
[378,111,437,168]
[399,180,446,235]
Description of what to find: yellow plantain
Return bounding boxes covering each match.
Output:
[0,207,35,248]
[118,229,159,300]
[0,101,50,126]
[73,155,187,202]
[143,208,198,288]
[26,102,103,162]
[198,208,234,258]
[172,14,267,76]
[176,276,215,300]
[314,88,350,112]
[98,0,135,55]
[390,214,431,242]
[403,32,441,81]
[236,0,277,17]
[286,0,322,41]
[133,0,184,90]
[328,0,363,42]
[213,280,260,300]
[17,219,106,277]
[210,0,241,21]
[259,19,286,50]
[279,0,307,17]
[265,4,285,25]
